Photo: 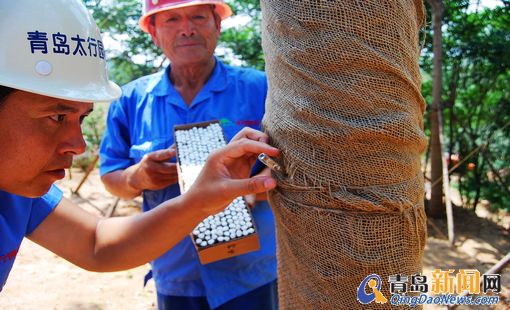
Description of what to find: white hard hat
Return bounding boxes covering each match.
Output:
[0,0,121,103]
[139,0,232,33]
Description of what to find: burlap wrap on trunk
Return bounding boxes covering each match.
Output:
[260,1,428,309]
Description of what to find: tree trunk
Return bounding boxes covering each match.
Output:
[426,0,446,218]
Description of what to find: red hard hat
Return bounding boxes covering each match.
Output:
[139,0,233,32]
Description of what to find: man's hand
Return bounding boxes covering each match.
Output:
[128,145,178,192]
[184,128,279,216]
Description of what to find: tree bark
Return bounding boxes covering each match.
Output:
[426,0,446,218]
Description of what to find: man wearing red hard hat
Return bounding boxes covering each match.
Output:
[99,0,278,309]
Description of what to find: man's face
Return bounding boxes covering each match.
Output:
[149,5,221,66]
[0,91,92,197]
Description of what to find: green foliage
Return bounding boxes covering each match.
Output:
[422,2,510,211]
[220,0,264,69]
[84,0,162,85]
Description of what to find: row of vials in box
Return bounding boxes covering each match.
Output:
[174,122,257,248]
[193,198,255,247]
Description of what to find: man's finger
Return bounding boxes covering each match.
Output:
[214,139,280,160]
[225,176,277,197]
[231,127,269,143]
[153,162,178,175]
[147,148,177,161]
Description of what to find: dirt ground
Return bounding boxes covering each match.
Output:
[1,169,509,309]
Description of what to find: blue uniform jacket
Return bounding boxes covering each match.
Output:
[0,185,62,291]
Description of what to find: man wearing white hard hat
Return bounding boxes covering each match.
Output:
[99,0,278,309]
[0,0,279,295]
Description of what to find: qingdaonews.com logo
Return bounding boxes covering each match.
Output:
[357,270,501,307]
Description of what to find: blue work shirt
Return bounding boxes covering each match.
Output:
[99,59,276,309]
[0,185,62,291]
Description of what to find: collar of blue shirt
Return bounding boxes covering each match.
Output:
[147,57,229,98]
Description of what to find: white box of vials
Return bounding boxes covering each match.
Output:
[174,120,260,265]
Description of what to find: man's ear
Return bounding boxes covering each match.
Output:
[148,22,160,47]
[215,16,222,38]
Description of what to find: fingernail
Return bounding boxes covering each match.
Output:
[264,178,276,189]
